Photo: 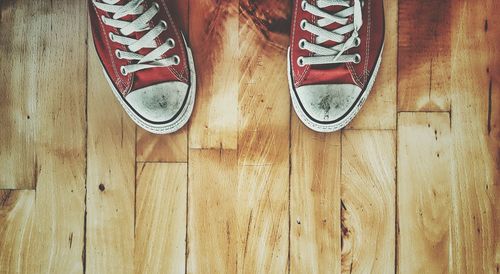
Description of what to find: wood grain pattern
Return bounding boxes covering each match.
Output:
[487,2,500,269]
[236,165,289,273]
[0,0,87,272]
[341,130,395,274]
[0,190,34,274]
[290,117,341,274]
[238,0,290,165]
[135,0,189,162]
[347,0,397,130]
[398,0,451,111]
[136,127,188,162]
[0,0,87,190]
[188,0,239,149]
[187,149,238,273]
[235,2,290,273]
[398,112,451,273]
[135,163,187,274]
[86,31,136,273]
[0,1,37,189]
[449,1,496,272]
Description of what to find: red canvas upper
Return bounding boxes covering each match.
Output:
[89,0,190,96]
[290,0,384,89]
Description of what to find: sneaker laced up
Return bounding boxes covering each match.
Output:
[297,0,363,67]
[94,0,179,75]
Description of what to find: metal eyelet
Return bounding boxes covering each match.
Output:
[153,2,159,9]
[173,55,180,65]
[160,20,168,29]
[120,66,128,76]
[298,39,307,49]
[353,54,361,64]
[167,38,175,48]
[101,15,108,23]
[301,0,307,10]
[115,49,122,59]
[297,56,305,67]
[108,32,115,41]
[354,37,361,47]
[300,20,308,30]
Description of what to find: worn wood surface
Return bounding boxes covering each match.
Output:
[0,0,87,273]
[398,0,451,111]
[0,190,34,273]
[188,0,239,149]
[398,112,451,273]
[187,149,238,273]
[135,163,187,274]
[290,117,341,274]
[448,1,497,272]
[0,0,498,273]
[341,130,396,273]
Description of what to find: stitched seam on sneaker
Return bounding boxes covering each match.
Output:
[160,0,188,82]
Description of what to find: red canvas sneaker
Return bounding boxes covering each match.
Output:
[288,0,384,132]
[89,0,196,134]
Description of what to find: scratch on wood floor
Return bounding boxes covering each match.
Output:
[428,57,433,101]
[243,210,253,261]
[69,232,73,249]
[487,78,492,134]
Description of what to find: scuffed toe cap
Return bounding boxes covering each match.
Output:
[295,84,362,122]
[125,81,189,123]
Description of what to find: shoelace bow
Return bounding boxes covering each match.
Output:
[297,0,363,67]
[94,0,179,75]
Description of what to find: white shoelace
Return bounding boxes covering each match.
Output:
[94,0,179,75]
[297,0,363,67]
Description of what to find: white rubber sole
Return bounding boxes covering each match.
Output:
[102,45,196,135]
[287,45,383,133]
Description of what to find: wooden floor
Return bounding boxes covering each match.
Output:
[0,0,498,273]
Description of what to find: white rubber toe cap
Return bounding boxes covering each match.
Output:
[125,81,189,123]
[295,84,362,123]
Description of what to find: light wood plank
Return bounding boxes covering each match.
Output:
[236,165,289,273]
[0,1,87,190]
[398,0,451,111]
[0,190,35,273]
[341,130,395,273]
[135,163,187,274]
[86,30,136,273]
[136,127,187,162]
[347,0,397,129]
[0,0,88,271]
[0,1,37,189]
[488,2,500,268]
[238,0,290,165]
[187,149,238,273]
[136,0,189,162]
[398,112,452,273]
[235,2,290,273]
[449,0,496,272]
[290,117,341,274]
[188,0,238,149]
